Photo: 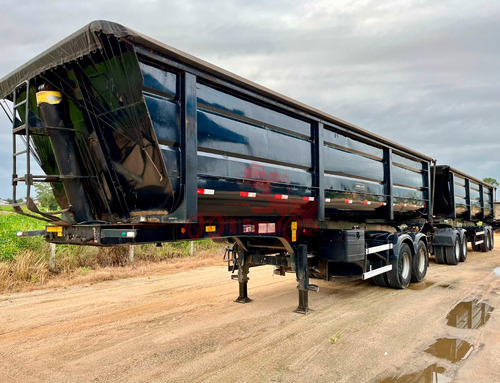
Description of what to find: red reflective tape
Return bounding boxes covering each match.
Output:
[344,199,353,204]
[240,192,257,198]
[197,189,215,195]
[303,197,315,201]
[275,194,288,200]
[363,200,372,205]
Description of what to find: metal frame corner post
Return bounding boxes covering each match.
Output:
[313,122,325,221]
[465,178,472,221]
[183,72,198,220]
[384,148,394,221]
[450,169,457,220]
[430,160,436,225]
[479,184,485,220]
[170,71,198,222]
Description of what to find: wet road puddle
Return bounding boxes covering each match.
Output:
[446,299,494,329]
[375,364,450,383]
[425,338,473,363]
[379,298,494,381]
[408,281,435,290]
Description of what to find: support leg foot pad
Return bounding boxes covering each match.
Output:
[294,306,313,315]
[235,297,253,303]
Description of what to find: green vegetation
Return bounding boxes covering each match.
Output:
[329,333,342,344]
[0,206,46,260]
[0,207,223,291]
[483,177,499,187]
[33,183,60,211]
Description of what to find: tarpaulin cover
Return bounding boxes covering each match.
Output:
[0,20,199,99]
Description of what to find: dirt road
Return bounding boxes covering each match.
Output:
[1,242,500,383]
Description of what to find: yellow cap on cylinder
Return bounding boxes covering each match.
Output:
[36,91,62,106]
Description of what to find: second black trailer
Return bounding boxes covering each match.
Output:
[431,165,495,265]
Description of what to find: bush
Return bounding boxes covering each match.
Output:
[0,209,47,260]
[0,208,225,291]
[0,250,50,291]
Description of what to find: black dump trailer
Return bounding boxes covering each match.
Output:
[432,165,495,263]
[0,21,495,313]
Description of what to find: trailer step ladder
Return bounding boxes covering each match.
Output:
[12,80,30,206]
[9,81,97,223]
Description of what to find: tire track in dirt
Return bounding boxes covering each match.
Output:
[1,243,499,383]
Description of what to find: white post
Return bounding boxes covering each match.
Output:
[128,245,135,263]
[190,241,194,257]
[49,243,56,271]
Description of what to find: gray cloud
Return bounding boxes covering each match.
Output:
[0,0,499,199]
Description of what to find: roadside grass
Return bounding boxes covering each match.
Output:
[0,206,47,260]
[0,207,225,292]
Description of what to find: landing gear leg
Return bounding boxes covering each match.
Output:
[235,251,252,303]
[294,244,314,314]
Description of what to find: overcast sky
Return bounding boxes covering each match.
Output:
[0,0,499,200]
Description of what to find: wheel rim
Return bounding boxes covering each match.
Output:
[417,247,426,273]
[455,240,460,261]
[402,251,410,279]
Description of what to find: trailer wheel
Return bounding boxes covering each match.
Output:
[434,246,446,264]
[490,230,495,249]
[459,235,468,262]
[387,243,412,289]
[471,235,479,252]
[371,258,389,287]
[411,241,428,282]
[487,230,494,251]
[481,233,488,252]
[445,238,460,265]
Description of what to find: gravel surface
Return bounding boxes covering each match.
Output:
[1,237,499,382]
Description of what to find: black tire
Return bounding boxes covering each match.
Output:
[434,246,446,264]
[471,235,479,252]
[487,230,494,251]
[411,241,428,282]
[491,230,495,250]
[459,235,468,262]
[387,243,412,289]
[481,232,488,252]
[371,257,389,287]
[445,238,460,265]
